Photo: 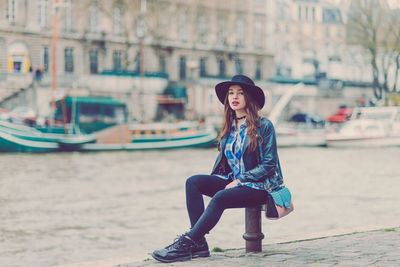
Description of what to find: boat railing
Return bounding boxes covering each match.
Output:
[128,121,200,131]
[350,107,400,120]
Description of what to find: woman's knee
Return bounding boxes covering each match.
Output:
[186,174,203,189]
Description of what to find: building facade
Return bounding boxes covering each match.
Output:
[266,0,371,83]
[0,0,274,82]
[0,0,275,120]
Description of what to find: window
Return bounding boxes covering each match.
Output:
[254,15,264,48]
[89,50,98,74]
[77,103,101,124]
[217,17,226,45]
[198,14,208,44]
[113,7,122,36]
[219,59,226,77]
[135,52,141,73]
[179,56,186,80]
[336,28,342,38]
[178,11,187,42]
[298,5,302,20]
[199,57,207,77]
[254,0,264,8]
[255,60,262,80]
[325,27,330,37]
[275,23,280,33]
[6,0,16,23]
[236,18,245,47]
[43,46,49,72]
[113,51,122,72]
[64,48,74,73]
[305,6,309,21]
[312,7,316,22]
[88,4,98,33]
[279,5,285,20]
[64,0,73,32]
[38,0,49,27]
[235,59,243,75]
[322,8,342,24]
[159,8,168,27]
[159,55,166,73]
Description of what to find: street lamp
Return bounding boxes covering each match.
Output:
[51,0,71,135]
[135,0,147,121]
[51,0,60,111]
[51,0,70,110]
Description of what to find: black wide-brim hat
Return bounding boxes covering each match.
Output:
[215,75,265,109]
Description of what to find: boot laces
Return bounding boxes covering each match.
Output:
[166,235,193,249]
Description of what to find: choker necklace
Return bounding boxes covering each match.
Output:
[235,115,246,121]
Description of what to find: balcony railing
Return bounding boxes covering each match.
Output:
[101,70,169,79]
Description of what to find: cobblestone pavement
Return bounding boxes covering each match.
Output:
[56,227,400,267]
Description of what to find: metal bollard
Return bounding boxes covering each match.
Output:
[242,206,264,252]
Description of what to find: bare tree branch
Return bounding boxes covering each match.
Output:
[346,0,400,99]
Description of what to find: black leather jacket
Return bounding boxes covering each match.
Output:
[211,117,283,192]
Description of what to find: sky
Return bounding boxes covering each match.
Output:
[388,0,400,8]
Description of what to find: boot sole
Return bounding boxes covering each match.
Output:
[192,250,210,258]
[152,252,192,263]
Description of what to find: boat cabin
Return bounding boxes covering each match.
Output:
[54,96,128,133]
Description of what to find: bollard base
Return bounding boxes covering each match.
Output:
[243,206,264,253]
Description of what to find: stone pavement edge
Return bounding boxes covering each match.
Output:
[55,226,400,267]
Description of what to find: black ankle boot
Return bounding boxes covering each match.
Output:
[152,235,196,263]
[192,237,210,258]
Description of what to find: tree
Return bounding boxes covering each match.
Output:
[74,0,181,73]
[74,0,141,71]
[346,0,400,100]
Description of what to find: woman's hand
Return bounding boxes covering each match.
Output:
[225,180,239,189]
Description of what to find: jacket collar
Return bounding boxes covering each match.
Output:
[242,124,262,155]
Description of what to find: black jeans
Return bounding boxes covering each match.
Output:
[185,174,268,242]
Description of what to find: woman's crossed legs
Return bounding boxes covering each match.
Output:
[185,174,268,242]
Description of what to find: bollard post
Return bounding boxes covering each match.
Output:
[242,206,264,253]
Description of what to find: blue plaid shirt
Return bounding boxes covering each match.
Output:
[216,120,266,191]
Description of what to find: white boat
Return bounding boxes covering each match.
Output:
[326,107,400,147]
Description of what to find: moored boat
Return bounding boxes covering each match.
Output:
[326,106,400,147]
[0,96,217,153]
[0,120,96,152]
[81,121,217,151]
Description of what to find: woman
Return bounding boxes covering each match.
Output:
[152,75,284,263]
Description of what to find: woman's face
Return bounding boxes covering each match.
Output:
[228,85,246,112]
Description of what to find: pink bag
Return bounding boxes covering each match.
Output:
[265,187,294,220]
[256,130,294,219]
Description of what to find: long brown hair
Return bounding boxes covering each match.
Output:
[218,87,261,152]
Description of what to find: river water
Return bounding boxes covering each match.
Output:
[1,147,400,267]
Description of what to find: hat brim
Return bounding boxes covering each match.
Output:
[215,81,265,109]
